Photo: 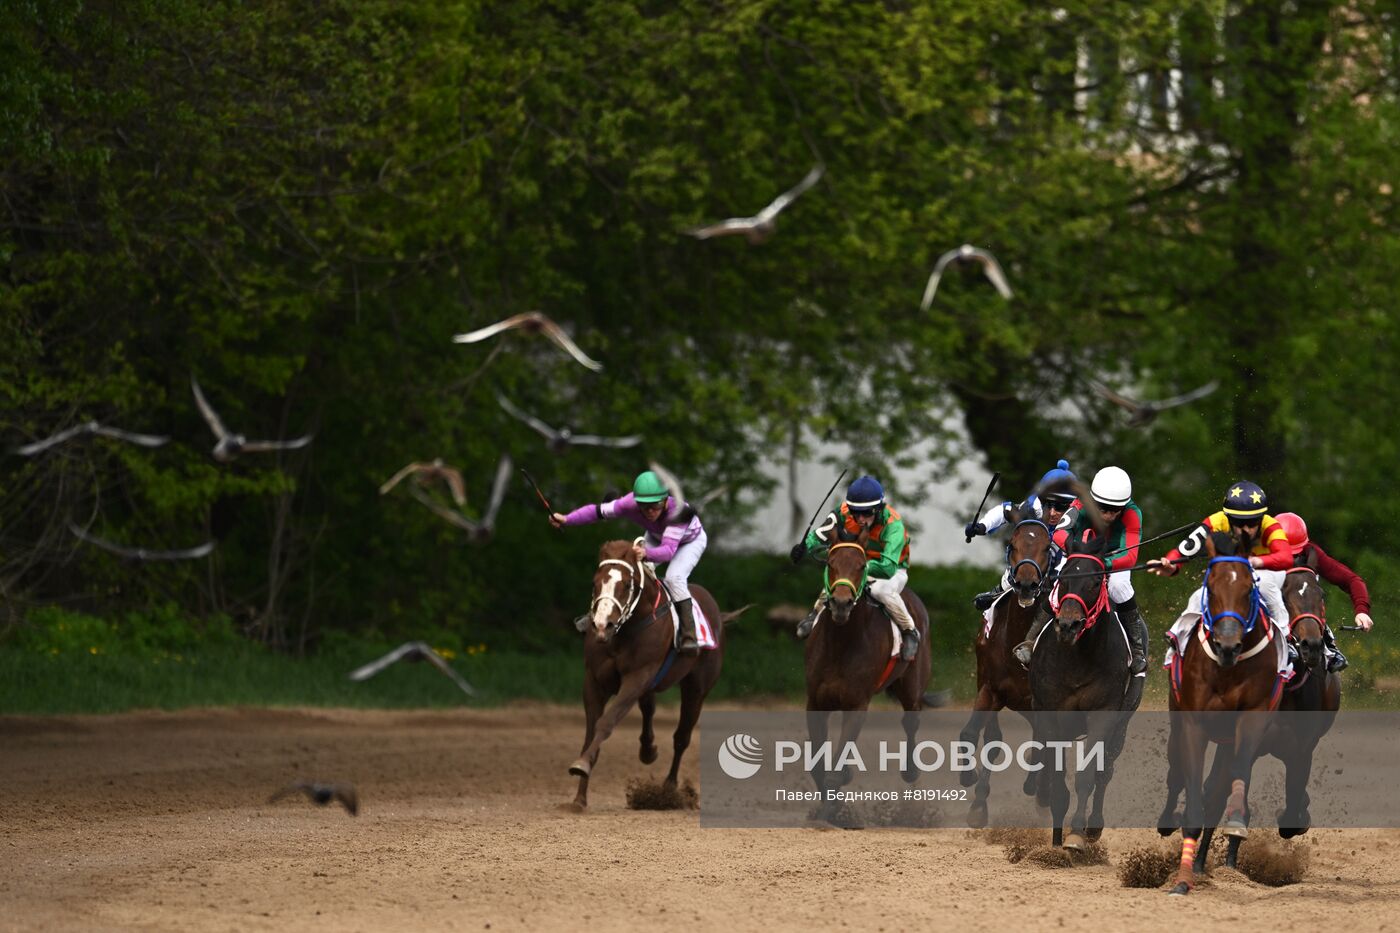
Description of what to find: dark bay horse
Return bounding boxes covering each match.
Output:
[959,510,1053,827]
[568,539,743,810]
[805,536,932,797]
[1028,532,1140,850]
[1160,532,1285,896]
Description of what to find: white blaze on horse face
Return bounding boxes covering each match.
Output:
[593,568,624,632]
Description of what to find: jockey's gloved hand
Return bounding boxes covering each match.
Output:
[789,543,807,565]
[964,522,987,538]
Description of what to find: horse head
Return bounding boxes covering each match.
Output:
[824,532,869,626]
[1006,506,1053,608]
[588,540,649,643]
[1051,531,1110,645]
[1201,531,1258,668]
[1284,560,1327,672]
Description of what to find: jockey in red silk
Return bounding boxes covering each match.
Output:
[550,470,707,655]
[789,475,921,661]
[965,459,1079,612]
[1275,511,1370,672]
[1147,480,1292,674]
[1011,466,1150,677]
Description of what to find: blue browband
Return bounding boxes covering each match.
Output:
[1200,555,1261,635]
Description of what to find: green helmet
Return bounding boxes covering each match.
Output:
[632,471,668,504]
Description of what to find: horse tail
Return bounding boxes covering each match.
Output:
[718,604,754,626]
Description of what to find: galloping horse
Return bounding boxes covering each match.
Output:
[1029,532,1141,850]
[805,530,933,795]
[568,539,743,810]
[1160,532,1285,896]
[958,508,1053,827]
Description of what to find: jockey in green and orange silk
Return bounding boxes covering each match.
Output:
[788,475,920,661]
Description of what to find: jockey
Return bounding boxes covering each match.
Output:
[965,459,1079,611]
[1012,466,1149,676]
[550,470,707,656]
[789,475,920,661]
[1275,511,1370,672]
[1146,480,1291,671]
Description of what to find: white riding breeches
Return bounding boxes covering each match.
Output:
[656,528,707,603]
[869,569,915,631]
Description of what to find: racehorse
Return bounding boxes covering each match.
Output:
[958,508,1053,827]
[1159,531,1286,895]
[1160,552,1342,873]
[1028,531,1141,850]
[804,530,933,801]
[568,539,744,810]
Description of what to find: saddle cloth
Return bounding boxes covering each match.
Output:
[670,601,718,650]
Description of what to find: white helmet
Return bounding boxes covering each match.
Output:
[1090,466,1132,507]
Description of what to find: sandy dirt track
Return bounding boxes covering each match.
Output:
[2,704,1398,932]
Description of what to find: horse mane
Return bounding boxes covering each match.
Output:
[1209,530,1239,557]
[1293,545,1318,571]
[597,540,635,561]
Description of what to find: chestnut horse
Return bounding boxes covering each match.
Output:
[1028,532,1141,849]
[1160,532,1286,896]
[804,532,933,799]
[568,539,743,810]
[958,510,1053,827]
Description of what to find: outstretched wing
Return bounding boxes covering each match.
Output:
[683,217,760,240]
[239,434,313,454]
[566,433,643,449]
[439,466,467,506]
[647,460,690,522]
[534,316,603,372]
[379,462,428,496]
[189,375,231,441]
[696,484,730,510]
[1087,378,1143,413]
[496,394,559,441]
[480,453,513,528]
[91,425,171,448]
[408,485,481,534]
[452,311,542,344]
[919,248,962,311]
[420,646,478,697]
[754,164,824,224]
[967,248,1014,299]
[14,423,94,456]
[347,642,426,681]
[1150,380,1220,411]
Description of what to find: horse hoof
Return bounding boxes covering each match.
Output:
[959,768,978,788]
[902,769,918,785]
[1023,774,1038,797]
[639,744,658,765]
[921,689,952,708]
[568,758,591,778]
[1085,826,1103,843]
[966,802,988,830]
[1064,833,1086,852]
[561,800,586,813]
[1222,820,1248,839]
[1168,883,1191,897]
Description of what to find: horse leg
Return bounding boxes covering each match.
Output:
[1196,744,1234,872]
[1169,721,1210,896]
[834,708,869,788]
[571,675,608,810]
[1279,739,1317,839]
[959,686,995,789]
[1222,715,1269,838]
[1157,717,1185,837]
[969,710,1003,829]
[637,691,659,764]
[570,669,652,780]
[805,709,832,796]
[663,676,704,788]
[1047,714,1072,849]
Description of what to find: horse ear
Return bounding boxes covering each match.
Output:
[1299,545,1318,571]
[836,525,858,543]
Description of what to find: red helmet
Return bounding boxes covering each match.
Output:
[1274,512,1309,555]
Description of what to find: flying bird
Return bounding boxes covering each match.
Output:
[452,311,603,373]
[190,375,313,463]
[1088,378,1220,428]
[920,244,1014,309]
[14,421,170,457]
[379,459,467,506]
[68,522,215,562]
[496,395,642,454]
[347,641,477,697]
[408,453,512,543]
[268,781,359,816]
[684,164,825,244]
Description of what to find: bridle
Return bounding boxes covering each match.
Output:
[1200,556,1261,636]
[823,541,869,601]
[1048,553,1111,641]
[1006,518,1053,596]
[1284,565,1326,640]
[590,542,651,628]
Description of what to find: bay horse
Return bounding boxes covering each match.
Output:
[568,539,742,810]
[1159,531,1286,896]
[804,531,933,801]
[958,508,1053,827]
[1028,532,1140,850]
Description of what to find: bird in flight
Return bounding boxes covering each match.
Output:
[379,459,467,506]
[190,375,313,463]
[68,522,215,562]
[920,244,1014,309]
[268,781,359,816]
[347,641,477,697]
[14,421,170,457]
[453,311,603,373]
[684,165,825,244]
[1088,378,1220,428]
[407,453,512,544]
[496,395,642,454]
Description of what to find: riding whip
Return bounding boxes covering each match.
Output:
[1102,521,1200,559]
[518,467,554,516]
[965,472,1000,543]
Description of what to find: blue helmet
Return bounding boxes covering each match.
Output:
[845,475,885,512]
[1038,459,1076,490]
[1222,480,1268,521]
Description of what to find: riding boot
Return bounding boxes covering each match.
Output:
[972,586,1003,612]
[1116,598,1150,675]
[1323,625,1348,673]
[795,596,826,639]
[1012,609,1051,667]
[674,598,700,656]
[899,626,920,662]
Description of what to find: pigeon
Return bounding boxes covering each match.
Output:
[1088,378,1220,428]
[68,522,215,562]
[347,641,477,697]
[379,459,467,506]
[919,244,1014,309]
[496,395,642,454]
[408,454,512,543]
[14,421,170,457]
[684,164,824,244]
[452,311,603,372]
[190,375,313,463]
[268,781,359,816]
